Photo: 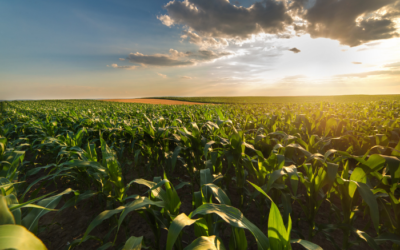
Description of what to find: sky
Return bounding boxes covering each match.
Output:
[1,0,400,100]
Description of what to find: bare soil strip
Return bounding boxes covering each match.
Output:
[103,99,209,105]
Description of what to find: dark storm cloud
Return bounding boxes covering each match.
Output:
[302,0,400,46]
[159,0,293,39]
[289,47,301,53]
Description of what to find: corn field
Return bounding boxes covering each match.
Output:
[1,99,400,250]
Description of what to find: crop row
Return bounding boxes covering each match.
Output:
[0,100,399,249]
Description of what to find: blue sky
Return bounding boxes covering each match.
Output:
[1,1,182,73]
[1,0,400,100]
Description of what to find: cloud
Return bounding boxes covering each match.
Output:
[181,30,228,48]
[158,14,175,26]
[191,50,232,61]
[157,73,167,78]
[300,0,400,46]
[337,68,400,78]
[161,0,400,47]
[107,64,136,70]
[119,58,125,61]
[180,76,192,79]
[352,62,362,64]
[128,52,194,66]
[289,47,300,53]
[126,48,232,67]
[161,0,292,39]
[385,61,400,68]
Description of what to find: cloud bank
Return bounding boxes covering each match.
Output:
[109,48,232,69]
[158,0,292,39]
[159,0,400,47]
[302,0,400,46]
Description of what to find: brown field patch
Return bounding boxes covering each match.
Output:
[103,98,210,105]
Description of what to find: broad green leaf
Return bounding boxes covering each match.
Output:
[191,203,269,250]
[128,179,166,201]
[9,192,55,211]
[349,167,366,198]
[123,236,143,250]
[381,155,400,183]
[203,183,231,205]
[355,181,380,233]
[81,206,125,242]
[118,197,164,232]
[354,230,379,250]
[200,169,213,201]
[163,173,181,216]
[230,227,247,250]
[268,201,290,250]
[60,190,98,211]
[97,242,113,250]
[22,188,74,233]
[375,232,400,245]
[0,196,15,225]
[290,239,322,250]
[0,224,47,250]
[184,235,226,250]
[166,213,198,250]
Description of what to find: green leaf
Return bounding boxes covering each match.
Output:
[128,179,166,201]
[391,140,400,157]
[203,183,231,205]
[0,196,15,225]
[123,236,143,250]
[22,188,74,233]
[166,213,198,250]
[349,167,366,198]
[9,192,55,211]
[60,190,98,211]
[290,239,322,250]
[171,146,182,174]
[118,197,164,232]
[204,141,215,160]
[381,155,400,183]
[268,201,290,249]
[200,169,213,202]
[81,206,126,242]
[184,235,226,250]
[191,203,269,250]
[247,180,273,203]
[230,227,247,250]
[374,232,400,245]
[194,217,209,237]
[354,181,380,233]
[163,173,181,216]
[97,242,113,250]
[0,224,47,250]
[354,230,379,250]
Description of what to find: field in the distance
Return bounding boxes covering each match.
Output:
[103,98,209,105]
[147,95,400,104]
